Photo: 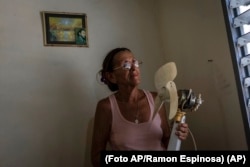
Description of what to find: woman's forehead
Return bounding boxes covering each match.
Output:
[114,51,135,62]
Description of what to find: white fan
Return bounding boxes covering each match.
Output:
[152,62,181,151]
[153,62,203,151]
[152,62,178,121]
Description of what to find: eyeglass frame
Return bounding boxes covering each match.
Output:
[113,59,142,71]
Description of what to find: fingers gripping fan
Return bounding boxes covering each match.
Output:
[152,62,178,121]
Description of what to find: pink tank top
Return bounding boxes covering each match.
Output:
[109,90,165,150]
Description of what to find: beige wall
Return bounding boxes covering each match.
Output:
[0,0,248,167]
[0,0,165,167]
[156,0,247,150]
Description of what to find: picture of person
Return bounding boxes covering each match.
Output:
[75,28,87,45]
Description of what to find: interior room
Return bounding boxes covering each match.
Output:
[0,0,248,166]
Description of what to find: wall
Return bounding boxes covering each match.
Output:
[156,0,247,150]
[0,0,248,167]
[0,0,165,167]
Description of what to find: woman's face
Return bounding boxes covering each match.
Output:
[80,30,86,37]
[111,51,141,87]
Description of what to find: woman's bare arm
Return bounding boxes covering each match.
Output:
[91,98,112,167]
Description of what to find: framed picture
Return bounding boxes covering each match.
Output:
[41,11,88,47]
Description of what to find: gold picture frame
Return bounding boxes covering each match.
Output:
[41,11,88,47]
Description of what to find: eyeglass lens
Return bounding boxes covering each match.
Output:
[123,60,139,70]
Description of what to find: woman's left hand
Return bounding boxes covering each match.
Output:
[175,123,189,140]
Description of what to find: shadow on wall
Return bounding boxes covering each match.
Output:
[84,117,112,167]
[84,117,94,167]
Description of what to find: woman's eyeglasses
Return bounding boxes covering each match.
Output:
[113,60,142,71]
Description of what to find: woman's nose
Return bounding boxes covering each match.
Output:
[129,63,136,71]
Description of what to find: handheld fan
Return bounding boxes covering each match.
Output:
[152,62,178,121]
[153,62,203,151]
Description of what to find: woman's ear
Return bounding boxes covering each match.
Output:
[106,72,117,84]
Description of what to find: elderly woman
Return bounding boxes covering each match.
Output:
[91,47,189,167]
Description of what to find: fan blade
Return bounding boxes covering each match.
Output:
[153,62,178,120]
[155,62,177,92]
[166,81,178,120]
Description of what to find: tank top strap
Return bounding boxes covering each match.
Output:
[142,90,154,120]
[108,93,121,126]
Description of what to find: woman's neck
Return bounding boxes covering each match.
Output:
[116,88,141,103]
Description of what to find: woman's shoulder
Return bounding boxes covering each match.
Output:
[97,96,111,109]
[95,96,112,119]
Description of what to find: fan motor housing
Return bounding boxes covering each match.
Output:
[178,89,196,110]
